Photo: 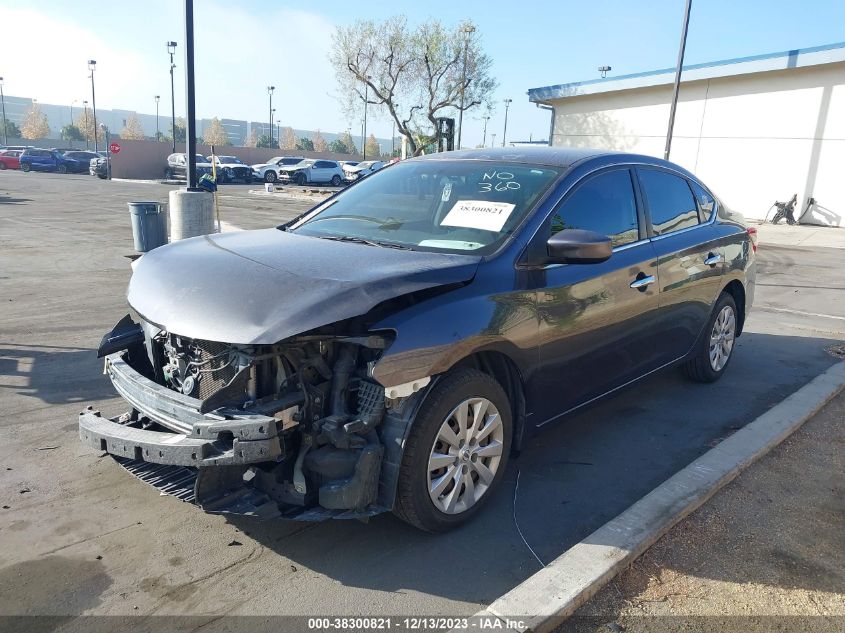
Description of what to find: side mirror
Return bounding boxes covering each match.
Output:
[546,229,612,264]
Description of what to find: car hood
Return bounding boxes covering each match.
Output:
[127,228,481,344]
[218,163,247,168]
[279,164,308,172]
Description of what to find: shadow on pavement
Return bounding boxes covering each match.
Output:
[226,331,840,605]
[0,344,115,405]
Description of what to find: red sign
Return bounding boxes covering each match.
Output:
[109,142,121,154]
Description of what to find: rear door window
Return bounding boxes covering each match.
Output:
[638,169,700,235]
[550,169,639,247]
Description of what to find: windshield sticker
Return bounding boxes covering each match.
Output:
[440,200,516,232]
[442,182,452,201]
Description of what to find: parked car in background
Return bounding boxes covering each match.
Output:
[90,155,110,179]
[251,156,305,183]
[343,160,385,182]
[19,148,85,174]
[207,155,252,183]
[165,153,214,181]
[0,149,22,170]
[278,159,345,186]
[63,151,104,173]
[79,147,755,532]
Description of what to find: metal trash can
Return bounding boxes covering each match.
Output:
[128,201,168,252]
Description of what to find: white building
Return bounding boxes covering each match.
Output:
[528,42,845,226]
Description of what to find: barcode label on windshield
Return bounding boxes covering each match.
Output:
[440,200,516,233]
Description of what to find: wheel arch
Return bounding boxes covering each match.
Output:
[722,279,746,336]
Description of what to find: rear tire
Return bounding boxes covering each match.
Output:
[0,162,6,170]
[682,292,738,383]
[393,368,512,532]
[57,164,68,174]
[330,174,342,186]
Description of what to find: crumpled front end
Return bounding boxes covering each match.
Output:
[79,314,411,521]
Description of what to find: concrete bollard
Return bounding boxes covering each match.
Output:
[168,189,215,241]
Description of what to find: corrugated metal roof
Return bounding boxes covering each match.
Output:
[528,41,845,102]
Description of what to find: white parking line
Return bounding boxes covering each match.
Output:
[757,305,845,321]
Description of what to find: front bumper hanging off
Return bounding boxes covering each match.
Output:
[79,352,386,521]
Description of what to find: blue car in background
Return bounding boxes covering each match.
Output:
[19,148,86,174]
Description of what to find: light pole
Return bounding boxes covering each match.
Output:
[0,77,6,145]
[88,60,98,153]
[457,23,476,150]
[101,124,110,180]
[167,41,177,152]
[68,99,78,147]
[183,0,198,188]
[155,95,160,141]
[491,132,496,148]
[272,107,276,144]
[664,0,692,160]
[275,119,280,145]
[482,115,490,148]
[83,100,89,149]
[362,76,371,159]
[501,98,512,147]
[267,86,275,144]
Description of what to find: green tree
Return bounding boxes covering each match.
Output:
[1,120,21,139]
[328,138,351,154]
[256,134,274,148]
[339,130,357,154]
[60,124,84,142]
[295,136,314,151]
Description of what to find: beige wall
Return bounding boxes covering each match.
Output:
[108,139,364,180]
[548,62,845,225]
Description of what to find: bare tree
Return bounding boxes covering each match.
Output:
[330,17,497,155]
[203,117,230,146]
[279,126,297,151]
[313,129,328,153]
[21,103,51,139]
[121,114,145,140]
[243,128,259,148]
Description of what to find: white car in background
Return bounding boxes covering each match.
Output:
[278,159,345,186]
[343,160,385,182]
[251,156,305,183]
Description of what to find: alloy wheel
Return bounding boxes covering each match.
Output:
[709,305,736,371]
[427,397,504,515]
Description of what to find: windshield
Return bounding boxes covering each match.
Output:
[215,156,242,164]
[289,160,561,254]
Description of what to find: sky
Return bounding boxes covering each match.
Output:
[2,0,844,147]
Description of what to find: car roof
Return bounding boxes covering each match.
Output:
[409,146,699,178]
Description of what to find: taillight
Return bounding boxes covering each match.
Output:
[747,226,758,253]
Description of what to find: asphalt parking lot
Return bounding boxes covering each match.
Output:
[1,171,843,620]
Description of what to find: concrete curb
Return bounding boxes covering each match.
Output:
[474,361,845,633]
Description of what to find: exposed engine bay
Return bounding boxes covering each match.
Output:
[79,314,426,520]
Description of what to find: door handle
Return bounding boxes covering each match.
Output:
[629,274,655,290]
[704,253,723,266]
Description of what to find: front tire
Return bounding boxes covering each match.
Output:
[295,172,307,186]
[57,164,68,174]
[394,368,512,532]
[21,163,31,172]
[264,170,277,183]
[682,292,738,383]
[0,162,6,170]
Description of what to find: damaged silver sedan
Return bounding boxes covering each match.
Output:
[80,148,754,531]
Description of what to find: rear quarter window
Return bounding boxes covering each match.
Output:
[638,169,700,235]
